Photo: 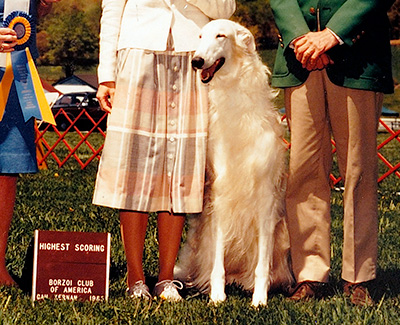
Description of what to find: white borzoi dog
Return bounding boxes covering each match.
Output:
[175,19,293,307]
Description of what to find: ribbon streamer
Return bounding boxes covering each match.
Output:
[0,11,55,125]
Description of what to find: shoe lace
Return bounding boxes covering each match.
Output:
[128,280,151,298]
[157,280,183,298]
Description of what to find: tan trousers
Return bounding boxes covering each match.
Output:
[285,70,382,284]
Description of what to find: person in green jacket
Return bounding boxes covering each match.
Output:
[270,0,395,306]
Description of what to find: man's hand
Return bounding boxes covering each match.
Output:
[97,82,115,114]
[307,53,334,71]
[293,29,339,71]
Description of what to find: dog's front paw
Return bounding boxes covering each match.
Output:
[210,288,226,304]
[251,290,268,307]
[210,292,226,304]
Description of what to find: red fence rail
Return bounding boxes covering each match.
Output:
[35,108,107,169]
[377,119,400,183]
[35,110,400,184]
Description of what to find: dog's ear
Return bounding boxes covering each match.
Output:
[236,26,256,53]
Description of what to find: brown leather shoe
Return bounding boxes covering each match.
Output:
[343,281,374,306]
[288,281,324,301]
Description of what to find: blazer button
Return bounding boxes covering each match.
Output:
[309,7,316,15]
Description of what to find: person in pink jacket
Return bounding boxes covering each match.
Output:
[93,0,236,301]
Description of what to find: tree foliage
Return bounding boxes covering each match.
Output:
[389,0,400,40]
[233,0,278,49]
[37,0,100,76]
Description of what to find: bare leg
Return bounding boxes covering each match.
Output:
[119,210,149,287]
[157,212,185,281]
[0,175,17,286]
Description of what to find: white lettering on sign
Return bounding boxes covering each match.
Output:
[77,280,94,287]
[89,295,105,302]
[63,286,92,294]
[49,279,73,286]
[74,244,105,252]
[39,242,71,251]
[50,286,59,293]
[54,294,78,301]
[36,294,49,300]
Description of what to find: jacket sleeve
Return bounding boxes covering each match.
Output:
[97,0,127,84]
[186,0,236,19]
[326,0,395,47]
[270,0,310,51]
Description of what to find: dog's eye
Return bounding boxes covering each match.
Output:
[216,34,226,39]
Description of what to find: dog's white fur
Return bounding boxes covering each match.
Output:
[175,19,293,306]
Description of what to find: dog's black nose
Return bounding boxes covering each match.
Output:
[192,57,204,70]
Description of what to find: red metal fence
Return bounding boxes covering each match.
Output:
[35,109,400,184]
[377,119,400,183]
[35,108,107,169]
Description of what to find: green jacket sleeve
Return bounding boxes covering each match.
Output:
[327,0,395,47]
[270,0,310,51]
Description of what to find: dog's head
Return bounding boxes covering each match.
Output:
[192,19,256,83]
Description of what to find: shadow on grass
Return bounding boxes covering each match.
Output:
[17,238,34,294]
[373,268,400,300]
[328,269,400,302]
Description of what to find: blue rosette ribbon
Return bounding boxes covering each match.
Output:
[0,11,55,124]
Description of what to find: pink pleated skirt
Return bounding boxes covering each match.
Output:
[93,48,208,213]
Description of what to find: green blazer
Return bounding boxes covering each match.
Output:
[270,0,395,94]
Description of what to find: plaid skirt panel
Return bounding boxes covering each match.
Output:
[93,48,208,213]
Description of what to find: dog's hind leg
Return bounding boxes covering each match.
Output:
[209,221,226,304]
[251,208,275,307]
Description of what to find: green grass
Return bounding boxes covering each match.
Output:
[0,130,396,324]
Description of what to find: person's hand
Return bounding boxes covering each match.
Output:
[304,53,334,71]
[0,28,17,53]
[97,82,115,114]
[293,29,339,70]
